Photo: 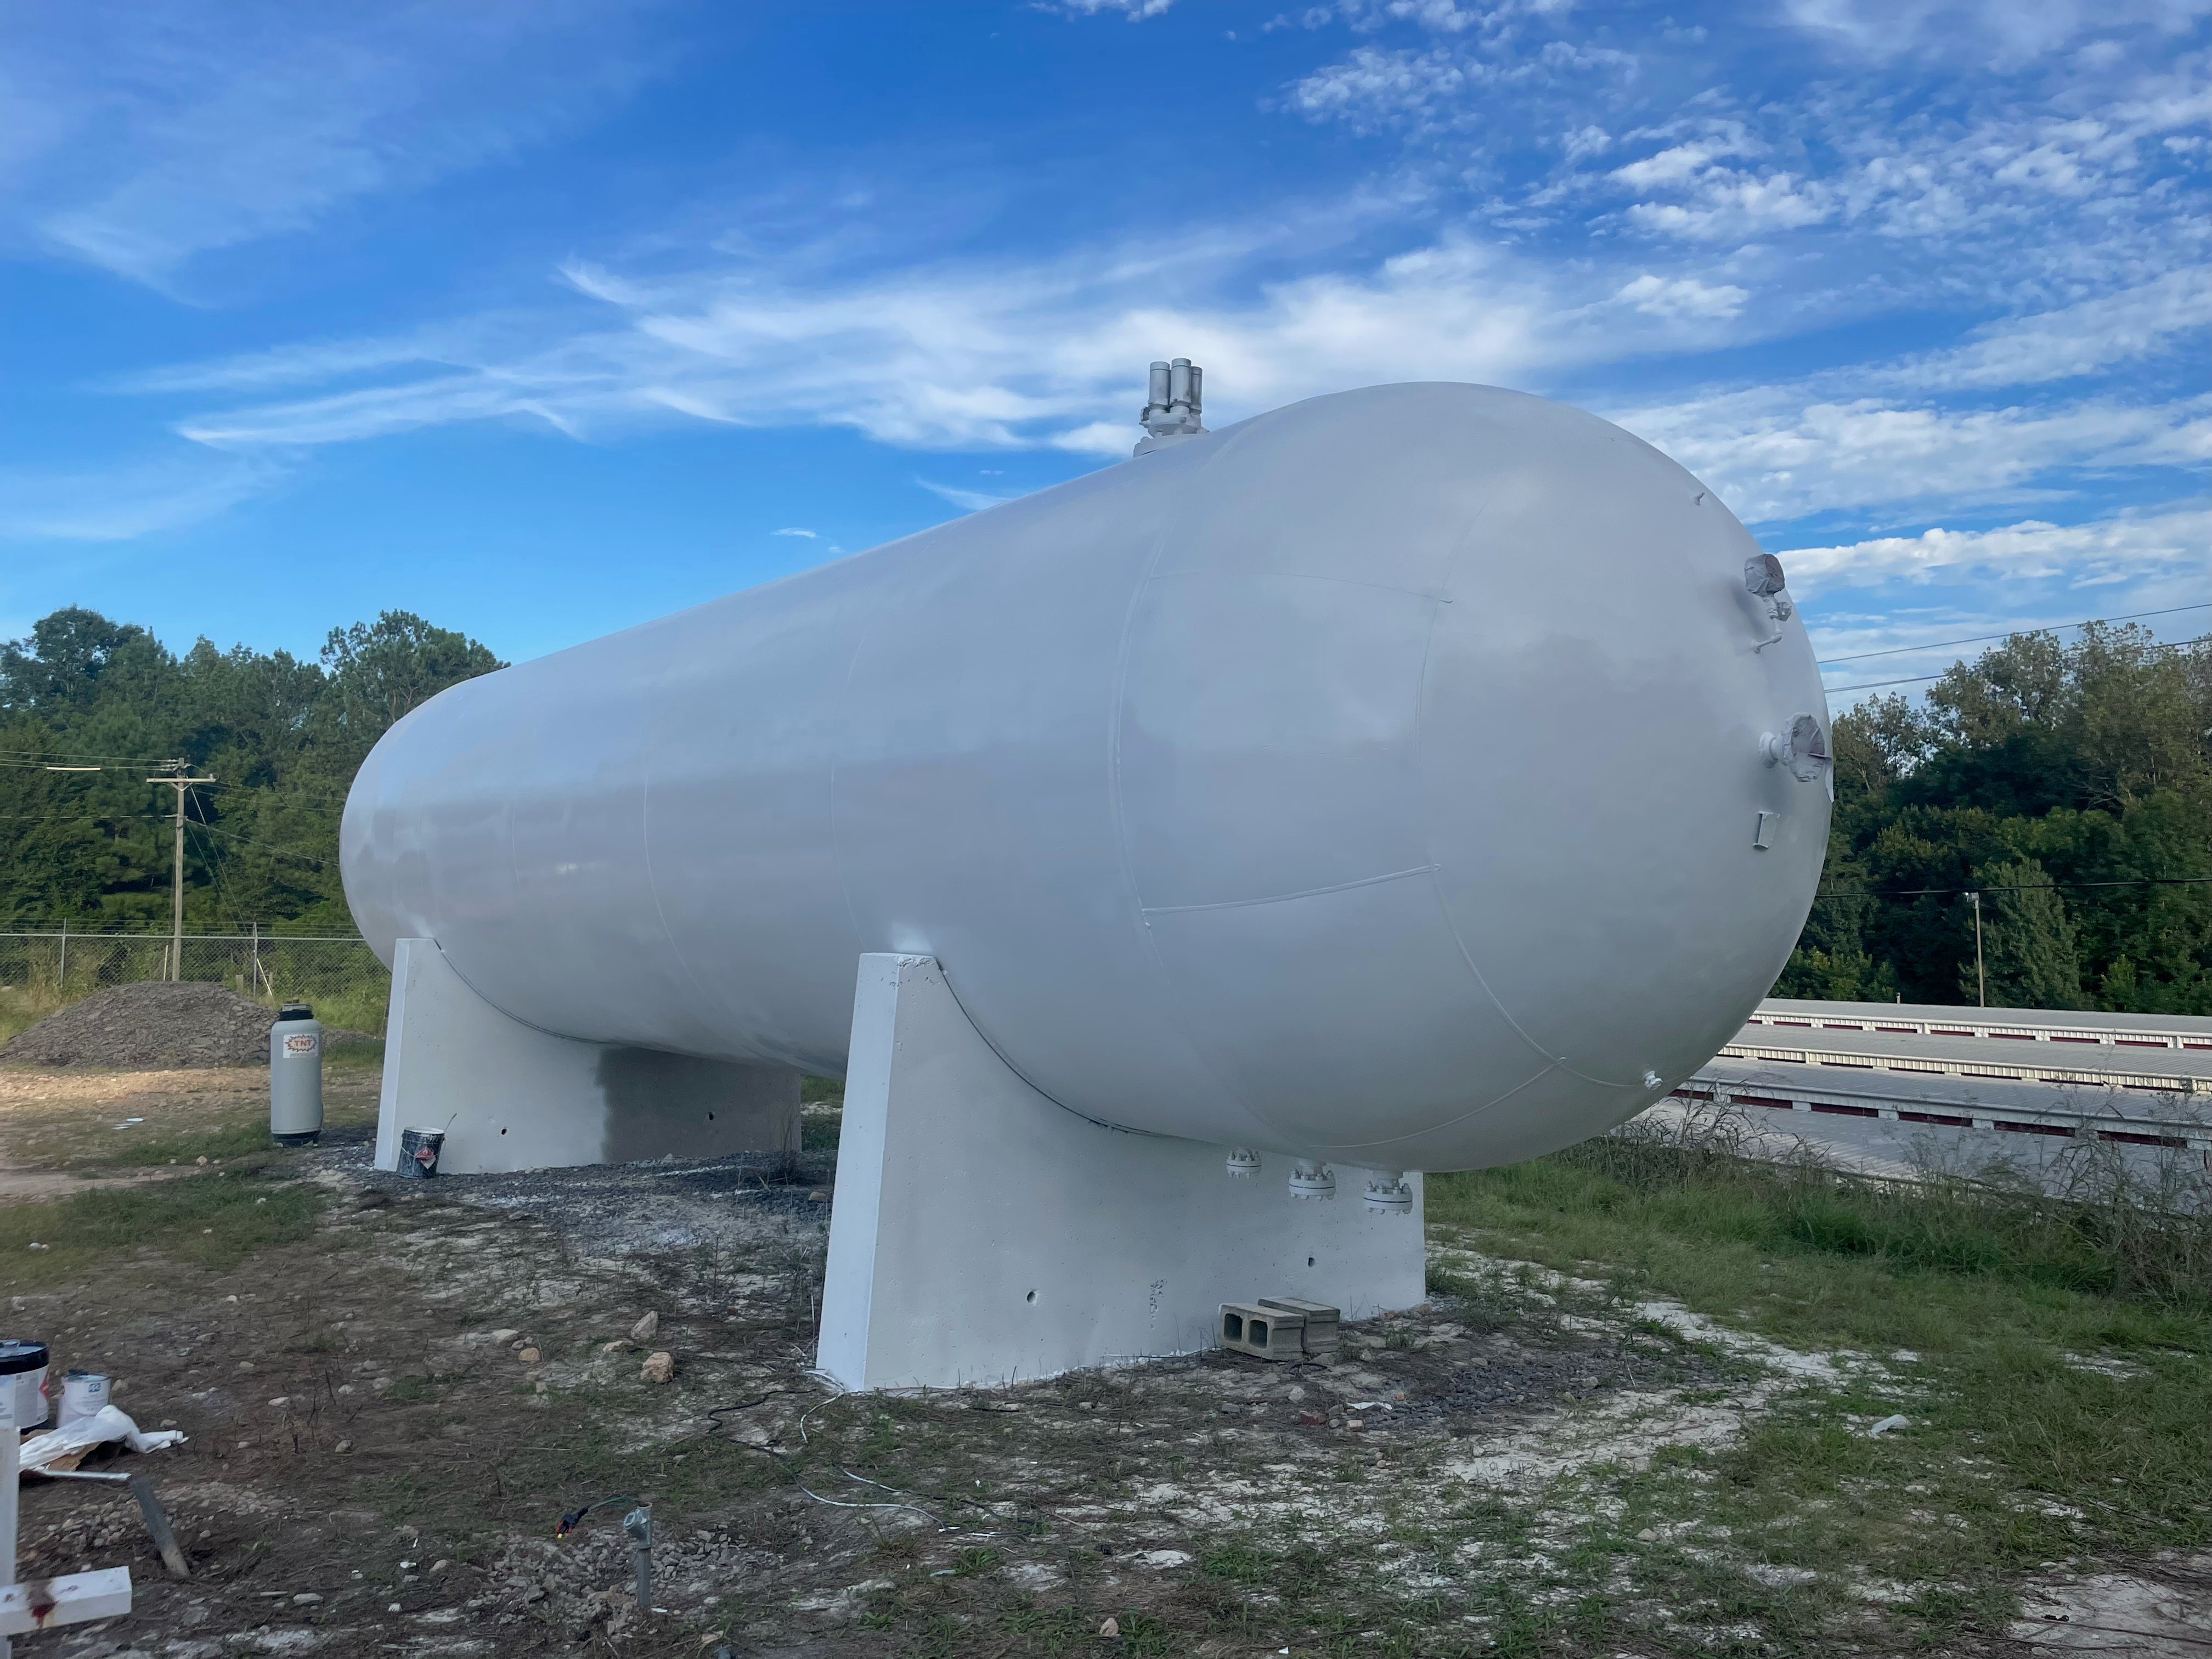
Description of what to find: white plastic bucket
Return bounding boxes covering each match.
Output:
[0,1338,49,1428]
[58,1367,110,1430]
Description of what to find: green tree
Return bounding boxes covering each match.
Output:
[1966,859,2082,1008]
[0,607,502,929]
[1776,625,2210,1011]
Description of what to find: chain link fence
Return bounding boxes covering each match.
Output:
[0,928,390,1036]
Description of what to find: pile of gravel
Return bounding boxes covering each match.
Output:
[0,980,365,1069]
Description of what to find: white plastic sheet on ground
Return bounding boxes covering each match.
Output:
[19,1404,186,1471]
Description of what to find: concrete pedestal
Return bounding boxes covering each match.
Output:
[374,938,800,1175]
[816,953,1426,1391]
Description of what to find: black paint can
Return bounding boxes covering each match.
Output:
[399,1127,445,1178]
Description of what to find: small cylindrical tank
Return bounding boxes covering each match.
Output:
[269,1002,324,1145]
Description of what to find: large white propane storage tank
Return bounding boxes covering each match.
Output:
[342,380,1831,1172]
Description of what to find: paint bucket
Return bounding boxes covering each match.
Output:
[59,1367,110,1430]
[399,1127,445,1178]
[0,1338,50,1429]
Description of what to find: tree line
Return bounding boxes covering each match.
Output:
[0,606,501,933]
[1781,624,2211,1013]
[1,606,2206,1011]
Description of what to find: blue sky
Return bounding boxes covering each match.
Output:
[2,0,2205,703]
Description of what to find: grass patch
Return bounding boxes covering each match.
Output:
[0,1170,326,1287]
[98,1098,381,1169]
[325,1037,385,1073]
[1424,1135,2212,1644]
[5,1084,381,1174]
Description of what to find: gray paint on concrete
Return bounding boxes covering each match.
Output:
[375,938,799,1175]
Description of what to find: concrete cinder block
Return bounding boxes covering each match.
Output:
[1220,1302,1306,1362]
[1260,1296,1341,1360]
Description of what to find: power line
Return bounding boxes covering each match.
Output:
[1823,877,2212,898]
[194,820,335,870]
[0,747,195,765]
[1815,603,2210,665]
[1825,633,2207,693]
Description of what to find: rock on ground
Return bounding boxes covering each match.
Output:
[0,980,364,1069]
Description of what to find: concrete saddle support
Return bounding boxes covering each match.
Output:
[374,938,801,1175]
[816,953,1425,1391]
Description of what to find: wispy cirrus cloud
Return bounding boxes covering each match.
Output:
[1790,504,2211,697]
[0,0,661,286]
[1779,505,2210,595]
[0,453,287,542]
[1041,0,1178,16]
[1879,269,2210,392]
[1616,390,2209,527]
[1781,0,2202,64]
[24,0,2205,621]
[915,479,1017,512]
[148,232,1779,458]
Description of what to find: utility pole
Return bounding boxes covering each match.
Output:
[148,763,216,981]
[1970,890,1986,1008]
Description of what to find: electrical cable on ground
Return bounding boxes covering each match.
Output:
[553,1494,640,1539]
[702,1392,995,1536]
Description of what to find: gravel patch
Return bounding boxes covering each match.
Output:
[1,981,368,1069]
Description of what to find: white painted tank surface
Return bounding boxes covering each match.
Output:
[342,382,1831,1171]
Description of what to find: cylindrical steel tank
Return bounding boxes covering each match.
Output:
[342,382,1831,1171]
[269,1002,324,1145]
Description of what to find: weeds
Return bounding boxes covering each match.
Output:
[1433,1123,2212,1314]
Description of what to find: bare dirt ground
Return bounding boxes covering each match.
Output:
[5,1064,2207,1658]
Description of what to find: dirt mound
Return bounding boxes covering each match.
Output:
[0,981,363,1069]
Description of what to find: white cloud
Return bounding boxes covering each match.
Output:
[1622,172,1832,240]
[772,527,817,538]
[1616,390,2209,525]
[915,479,1018,512]
[1280,47,1472,132]
[1882,269,2210,391]
[1612,273,1747,320]
[1776,505,2210,594]
[1610,137,1756,189]
[1,1,656,285]
[1782,0,2202,65]
[1044,0,1176,15]
[154,234,1773,458]
[0,454,286,542]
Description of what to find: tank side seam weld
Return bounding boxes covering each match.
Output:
[1139,864,1440,916]
[1318,1060,1564,1155]
[1423,864,1627,1087]
[926,958,1161,1138]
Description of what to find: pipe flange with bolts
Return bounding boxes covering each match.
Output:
[1289,1160,1336,1201]
[1363,1173,1413,1216]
